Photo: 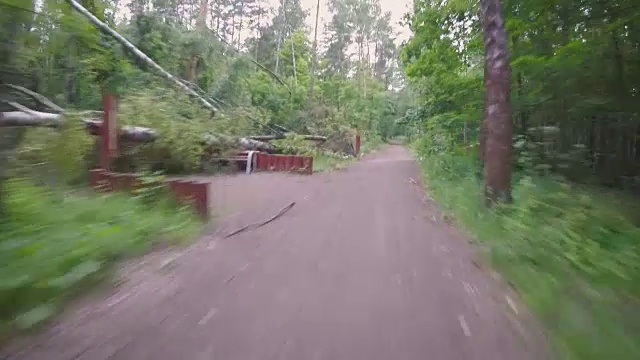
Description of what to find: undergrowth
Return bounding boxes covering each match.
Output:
[313,152,355,172]
[312,133,384,172]
[271,131,383,172]
[0,178,202,335]
[415,145,640,360]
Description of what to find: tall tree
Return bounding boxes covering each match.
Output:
[308,0,321,101]
[481,0,513,203]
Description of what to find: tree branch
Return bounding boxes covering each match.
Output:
[2,84,64,113]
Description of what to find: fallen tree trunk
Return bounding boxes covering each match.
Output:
[0,110,63,127]
[203,133,275,153]
[248,134,327,142]
[83,119,158,142]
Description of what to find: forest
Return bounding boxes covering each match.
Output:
[1,0,640,358]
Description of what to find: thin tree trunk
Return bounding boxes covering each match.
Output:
[197,0,209,30]
[308,0,321,101]
[481,0,513,204]
[237,0,245,49]
[0,2,33,216]
[254,29,260,72]
[290,27,297,83]
[274,0,287,75]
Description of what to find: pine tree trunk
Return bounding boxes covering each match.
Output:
[481,0,513,204]
[237,0,245,49]
[290,28,297,83]
[308,0,321,101]
[197,0,209,30]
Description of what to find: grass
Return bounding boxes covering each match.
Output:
[313,152,356,172]
[415,150,640,360]
[312,136,388,172]
[0,178,202,335]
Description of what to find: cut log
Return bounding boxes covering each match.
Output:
[248,134,327,142]
[83,120,158,142]
[0,113,157,146]
[85,121,275,152]
[0,111,63,127]
[207,29,289,90]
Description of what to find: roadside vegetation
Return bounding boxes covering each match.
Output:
[0,179,201,335]
[415,147,640,360]
[402,0,640,358]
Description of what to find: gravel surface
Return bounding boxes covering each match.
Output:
[2,145,550,360]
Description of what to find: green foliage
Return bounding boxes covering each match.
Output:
[0,178,201,333]
[403,0,640,187]
[272,135,317,156]
[14,116,94,185]
[117,90,210,172]
[403,0,640,356]
[415,142,640,359]
[313,152,355,172]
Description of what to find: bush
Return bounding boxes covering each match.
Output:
[14,115,94,186]
[0,178,201,333]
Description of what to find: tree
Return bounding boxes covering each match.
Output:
[480,0,513,204]
[308,0,321,101]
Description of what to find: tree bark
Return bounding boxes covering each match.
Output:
[85,120,275,152]
[290,28,297,83]
[203,134,275,153]
[248,134,327,142]
[0,111,63,127]
[197,0,209,30]
[480,0,513,204]
[83,119,158,142]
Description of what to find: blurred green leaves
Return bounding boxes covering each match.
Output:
[0,178,201,333]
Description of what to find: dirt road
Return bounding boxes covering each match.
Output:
[2,146,549,360]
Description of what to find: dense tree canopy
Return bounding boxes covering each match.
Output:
[0,0,409,136]
[0,0,415,193]
[402,0,640,191]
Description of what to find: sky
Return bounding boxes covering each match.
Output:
[269,0,414,45]
[117,0,413,46]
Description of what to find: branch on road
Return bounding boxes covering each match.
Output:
[224,202,296,238]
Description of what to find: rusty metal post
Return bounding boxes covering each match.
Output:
[101,93,117,170]
[355,133,361,157]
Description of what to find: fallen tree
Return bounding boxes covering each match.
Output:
[248,134,327,142]
[84,119,275,153]
[203,134,275,153]
[83,119,158,142]
[0,110,63,128]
